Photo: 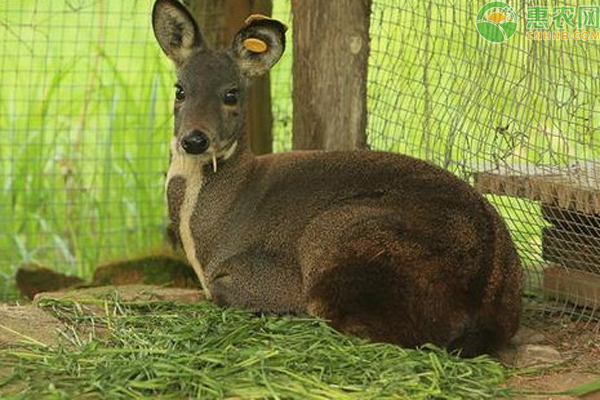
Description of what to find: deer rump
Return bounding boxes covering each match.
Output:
[154,0,522,357]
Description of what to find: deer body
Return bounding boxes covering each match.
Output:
[154,0,522,356]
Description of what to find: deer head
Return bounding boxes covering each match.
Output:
[152,0,287,170]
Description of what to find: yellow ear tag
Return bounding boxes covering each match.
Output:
[243,38,268,53]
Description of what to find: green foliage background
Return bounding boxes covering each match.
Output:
[1,0,600,300]
[0,1,292,296]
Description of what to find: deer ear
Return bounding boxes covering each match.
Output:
[152,0,204,66]
[232,15,287,77]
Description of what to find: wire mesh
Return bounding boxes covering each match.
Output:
[2,0,600,323]
[271,0,293,153]
[367,0,600,321]
[0,1,170,298]
[0,0,292,300]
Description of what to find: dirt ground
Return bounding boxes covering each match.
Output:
[1,285,599,399]
[503,312,600,399]
[0,285,203,346]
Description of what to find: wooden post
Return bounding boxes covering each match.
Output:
[291,0,371,150]
[183,0,274,155]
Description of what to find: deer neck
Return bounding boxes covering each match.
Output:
[165,129,255,298]
[210,130,255,181]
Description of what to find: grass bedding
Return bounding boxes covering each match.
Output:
[0,298,512,399]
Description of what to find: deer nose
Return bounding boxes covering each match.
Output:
[181,130,210,155]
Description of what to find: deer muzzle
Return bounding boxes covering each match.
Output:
[181,130,210,155]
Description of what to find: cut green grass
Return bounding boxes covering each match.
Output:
[0,298,513,399]
[564,376,600,397]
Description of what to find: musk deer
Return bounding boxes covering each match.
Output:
[152,0,522,356]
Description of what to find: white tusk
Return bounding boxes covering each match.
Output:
[212,153,218,173]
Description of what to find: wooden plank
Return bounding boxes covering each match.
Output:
[473,162,600,214]
[291,0,370,150]
[543,264,600,310]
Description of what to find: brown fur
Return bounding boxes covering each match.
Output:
[153,0,522,356]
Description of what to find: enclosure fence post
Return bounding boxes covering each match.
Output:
[291,0,371,151]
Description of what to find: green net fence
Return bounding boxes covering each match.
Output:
[367,0,600,321]
[1,0,600,322]
[0,0,292,299]
[1,1,172,297]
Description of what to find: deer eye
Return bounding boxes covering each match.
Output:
[223,89,238,106]
[175,85,185,102]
